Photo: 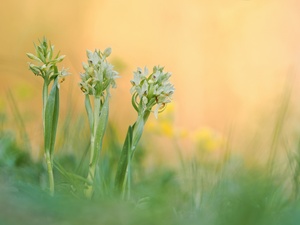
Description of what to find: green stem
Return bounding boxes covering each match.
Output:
[85,96,101,198]
[126,148,131,200]
[46,152,54,196]
[119,110,151,197]
[132,111,150,151]
[43,80,55,196]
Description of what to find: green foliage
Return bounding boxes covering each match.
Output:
[2,110,300,225]
[2,141,300,225]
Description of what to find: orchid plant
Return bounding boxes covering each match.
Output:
[79,48,119,198]
[115,66,174,197]
[27,37,69,195]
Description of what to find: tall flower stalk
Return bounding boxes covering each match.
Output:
[115,66,175,198]
[79,48,119,198]
[27,37,69,196]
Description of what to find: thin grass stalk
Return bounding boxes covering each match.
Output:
[286,137,300,200]
[267,85,291,174]
[6,90,32,150]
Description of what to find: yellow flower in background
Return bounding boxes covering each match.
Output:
[192,127,223,152]
[146,102,189,139]
[160,121,173,137]
[146,102,173,137]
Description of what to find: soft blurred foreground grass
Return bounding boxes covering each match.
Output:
[1,87,300,225]
[1,126,300,224]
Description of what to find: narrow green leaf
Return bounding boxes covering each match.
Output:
[49,78,60,157]
[93,93,110,164]
[115,126,133,192]
[44,78,59,156]
[54,160,89,184]
[85,95,93,132]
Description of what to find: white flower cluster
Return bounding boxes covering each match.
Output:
[79,48,119,96]
[130,66,175,118]
[27,38,69,85]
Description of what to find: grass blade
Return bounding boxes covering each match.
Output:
[6,90,32,151]
[267,83,291,173]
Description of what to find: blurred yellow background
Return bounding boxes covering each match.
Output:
[1,0,300,154]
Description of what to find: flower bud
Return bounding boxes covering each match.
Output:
[56,55,66,63]
[26,53,42,62]
[103,47,112,58]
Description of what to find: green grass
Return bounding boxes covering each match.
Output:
[1,110,300,225]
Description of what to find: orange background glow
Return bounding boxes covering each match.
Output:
[1,0,300,146]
